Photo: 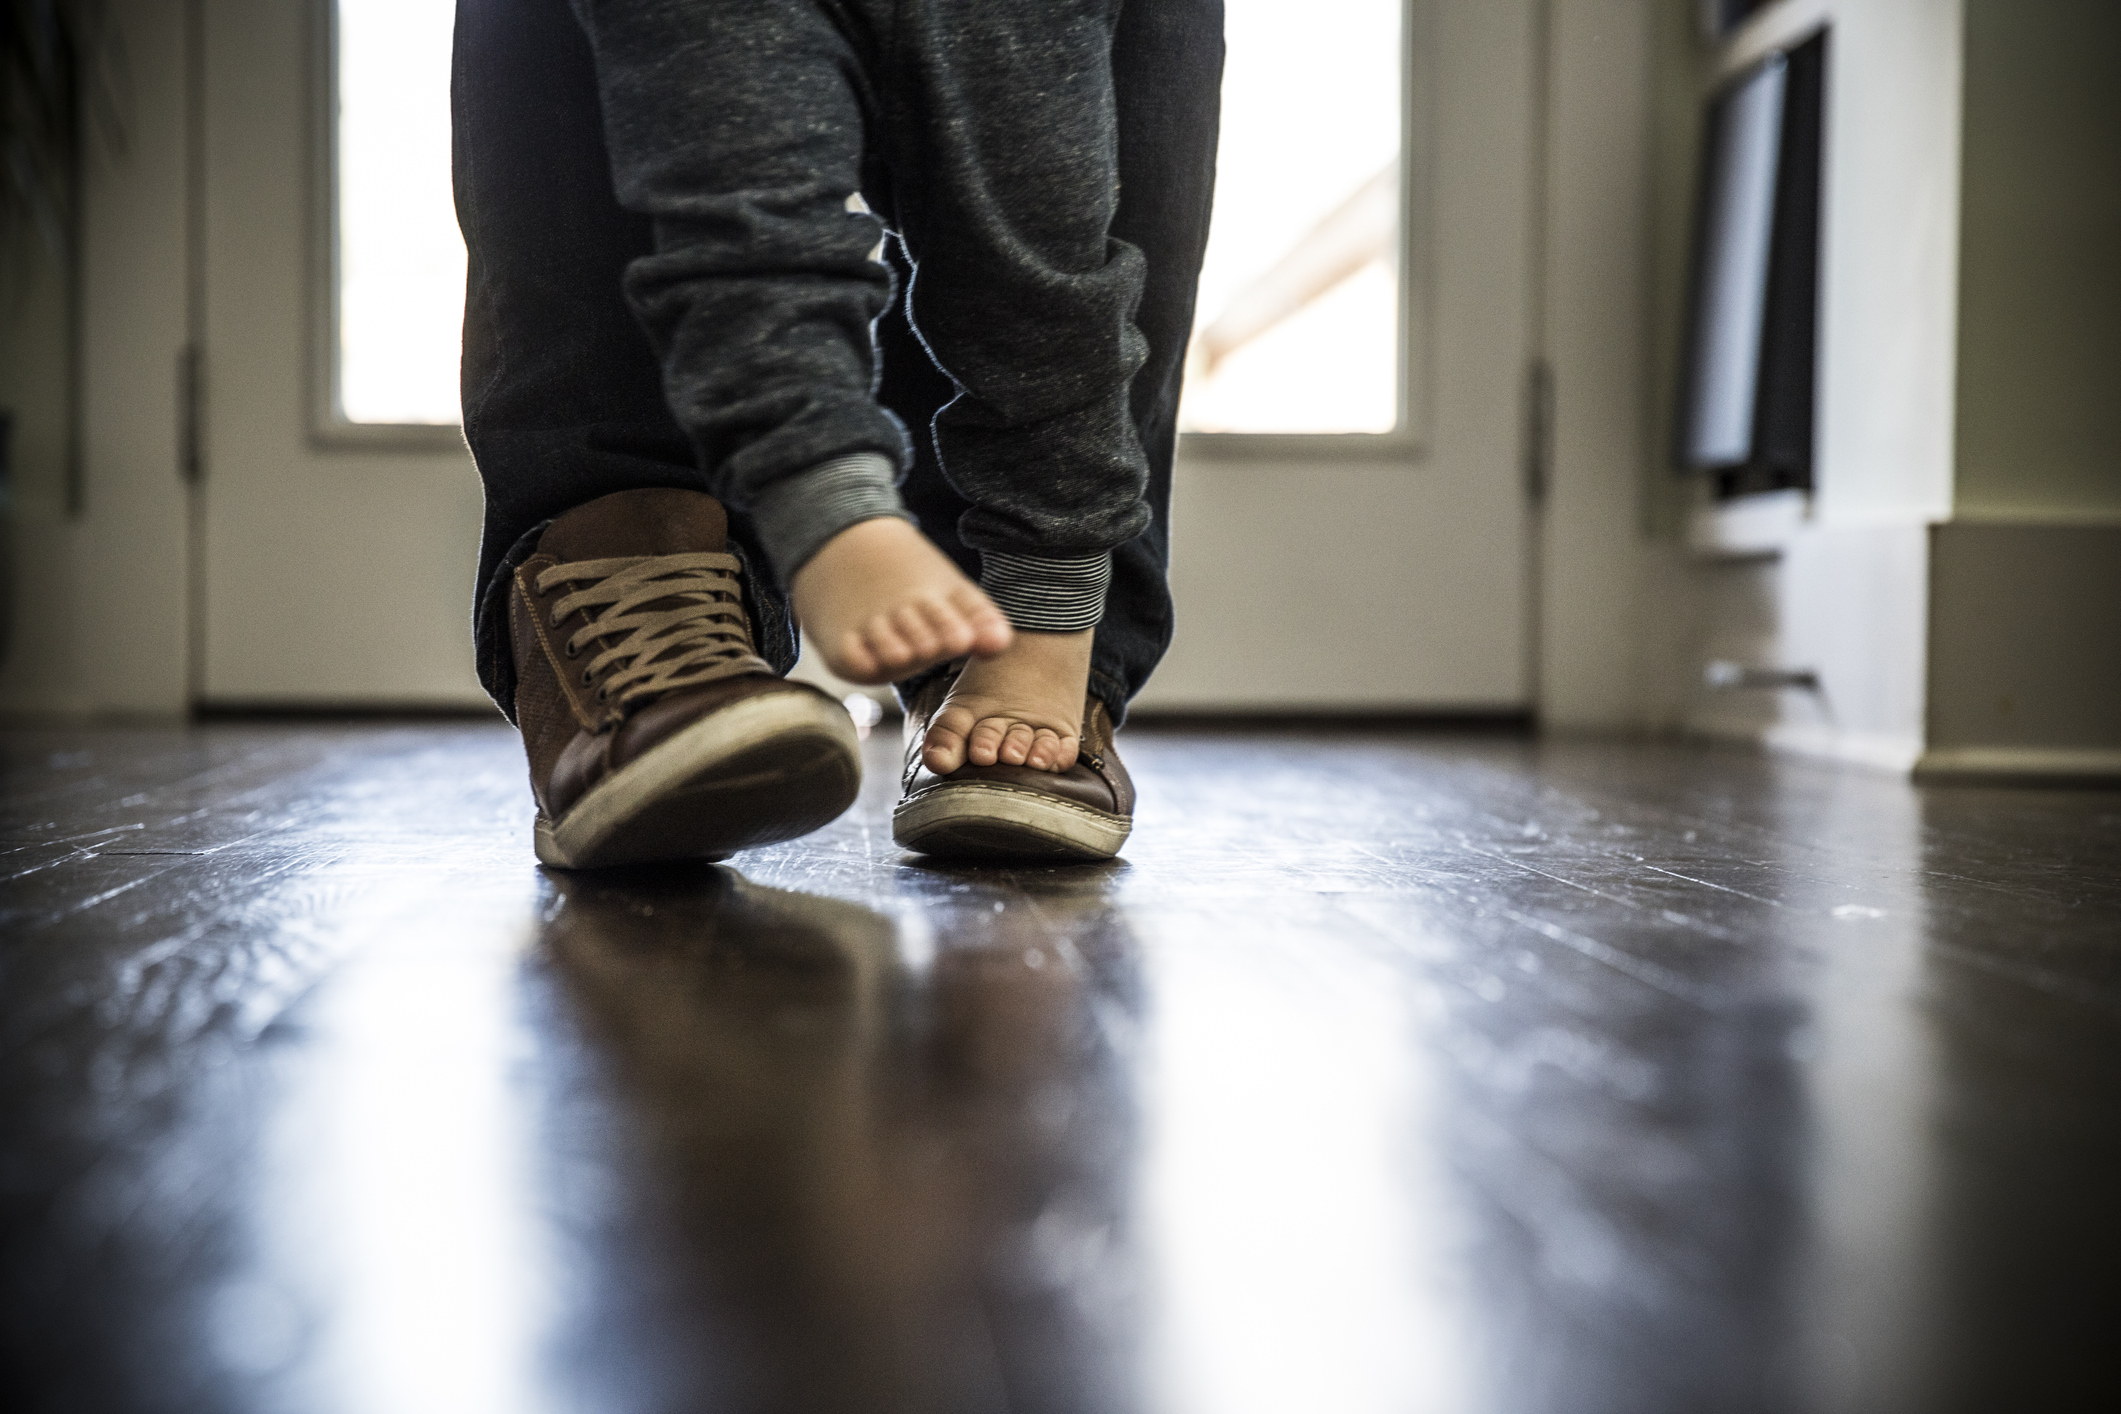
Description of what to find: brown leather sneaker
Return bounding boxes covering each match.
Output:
[509,488,860,868]
[891,671,1134,862]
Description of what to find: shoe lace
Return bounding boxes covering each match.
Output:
[536,552,771,717]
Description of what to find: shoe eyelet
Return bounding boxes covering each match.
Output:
[581,669,592,686]
[564,642,578,659]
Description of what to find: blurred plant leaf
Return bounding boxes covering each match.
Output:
[2,0,126,275]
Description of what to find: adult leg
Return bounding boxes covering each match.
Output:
[1100,0,1225,712]
[456,0,902,868]
[452,0,801,714]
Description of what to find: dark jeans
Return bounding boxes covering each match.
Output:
[451,0,1222,720]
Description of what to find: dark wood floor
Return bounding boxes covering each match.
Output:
[2,719,2117,1414]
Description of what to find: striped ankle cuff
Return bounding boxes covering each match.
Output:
[750,451,911,580]
[979,551,1112,633]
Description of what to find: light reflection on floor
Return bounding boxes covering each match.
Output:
[317,935,549,1414]
[9,722,2118,1414]
[1140,917,1469,1414]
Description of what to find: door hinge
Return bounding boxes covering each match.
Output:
[1522,357,1553,505]
[178,343,205,484]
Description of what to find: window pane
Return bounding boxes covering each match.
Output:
[1179,0,1402,436]
[332,2,1403,434]
[337,0,464,426]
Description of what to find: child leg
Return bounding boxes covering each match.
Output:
[567,0,1010,686]
[867,0,1161,771]
[879,0,1223,739]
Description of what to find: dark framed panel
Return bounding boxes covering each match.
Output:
[1700,0,1774,41]
[1676,29,1825,501]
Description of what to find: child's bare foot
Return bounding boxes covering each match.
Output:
[790,518,1013,685]
[922,627,1094,775]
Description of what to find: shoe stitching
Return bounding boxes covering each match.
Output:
[517,567,601,729]
[898,779,1129,824]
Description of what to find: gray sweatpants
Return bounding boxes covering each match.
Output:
[570,0,1153,632]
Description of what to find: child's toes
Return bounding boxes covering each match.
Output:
[891,605,941,661]
[922,706,974,773]
[922,735,963,774]
[973,620,1013,658]
[1026,728,1074,771]
[919,598,976,657]
[832,631,881,685]
[994,720,1039,766]
[860,615,914,671]
[966,716,1012,767]
[951,588,1013,657]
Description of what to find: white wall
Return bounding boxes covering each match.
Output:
[1648,0,1968,769]
[0,0,1794,735]
[198,0,488,707]
[1140,0,1539,714]
[1687,0,1966,529]
[0,0,192,718]
[0,191,71,708]
[1804,0,1964,528]
[1538,0,1656,730]
[1953,0,2121,523]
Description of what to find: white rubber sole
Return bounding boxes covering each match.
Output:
[535,691,860,869]
[891,781,1131,862]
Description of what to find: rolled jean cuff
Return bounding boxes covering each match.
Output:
[979,551,1112,633]
[748,451,912,580]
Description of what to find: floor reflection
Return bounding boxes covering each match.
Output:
[1910,788,2121,1414]
[310,907,550,1414]
[8,725,2118,1414]
[533,864,1147,1414]
[1778,769,1940,1414]
[1136,909,1470,1414]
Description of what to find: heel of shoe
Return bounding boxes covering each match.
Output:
[891,782,1129,862]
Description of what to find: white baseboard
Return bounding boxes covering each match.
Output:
[1913,747,2121,786]
[1685,488,1811,560]
[1686,717,1924,775]
[1764,724,1925,774]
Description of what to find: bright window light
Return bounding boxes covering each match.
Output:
[333,0,1405,435]
[1178,0,1403,436]
[336,0,464,426]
